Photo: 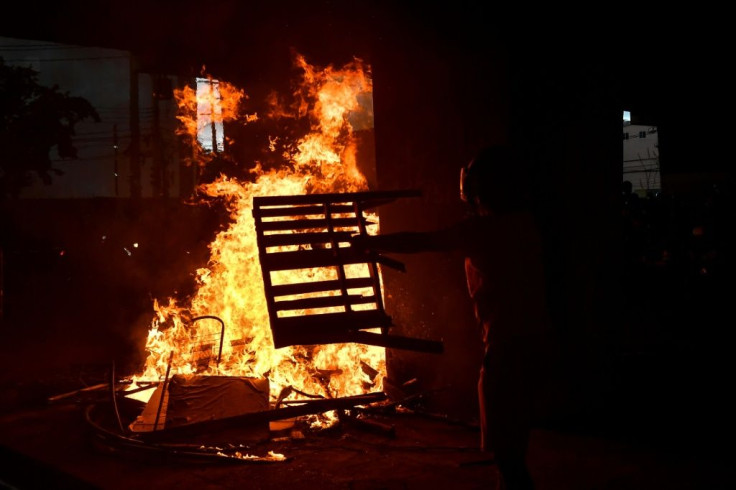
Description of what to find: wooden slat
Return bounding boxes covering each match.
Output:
[256,216,371,232]
[346,331,444,353]
[274,294,378,312]
[271,277,376,296]
[260,248,368,271]
[139,392,388,442]
[253,189,421,207]
[272,310,393,334]
[272,327,443,353]
[253,204,356,218]
[374,254,407,272]
[258,231,352,248]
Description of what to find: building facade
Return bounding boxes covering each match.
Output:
[623,119,660,196]
[1,36,187,199]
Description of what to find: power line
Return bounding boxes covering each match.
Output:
[2,55,130,62]
[623,158,658,164]
[0,44,111,50]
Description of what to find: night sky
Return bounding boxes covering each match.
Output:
[3,2,730,140]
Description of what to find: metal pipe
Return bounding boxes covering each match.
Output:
[153,351,174,431]
[191,315,225,366]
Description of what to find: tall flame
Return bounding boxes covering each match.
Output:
[134,55,384,408]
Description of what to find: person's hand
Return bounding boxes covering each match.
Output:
[348,234,372,254]
[348,233,406,272]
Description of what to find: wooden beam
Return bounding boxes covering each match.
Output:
[140,392,387,442]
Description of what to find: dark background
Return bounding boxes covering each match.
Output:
[1,1,733,452]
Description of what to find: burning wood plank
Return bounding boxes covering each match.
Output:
[252,190,443,354]
[47,383,109,403]
[139,391,387,442]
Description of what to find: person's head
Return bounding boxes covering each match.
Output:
[460,145,532,215]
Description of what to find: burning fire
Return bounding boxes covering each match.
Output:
[132,54,384,412]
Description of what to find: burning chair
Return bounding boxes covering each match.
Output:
[252,189,443,354]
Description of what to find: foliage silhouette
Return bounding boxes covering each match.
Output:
[0,57,100,198]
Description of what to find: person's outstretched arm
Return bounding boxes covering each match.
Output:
[350,225,465,255]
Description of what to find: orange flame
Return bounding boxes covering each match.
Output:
[174,72,250,166]
[134,54,383,414]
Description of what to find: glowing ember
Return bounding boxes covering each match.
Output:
[218,450,287,462]
[133,54,384,415]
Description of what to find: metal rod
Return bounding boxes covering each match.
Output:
[153,351,174,431]
[47,383,109,403]
[141,392,388,442]
[191,316,225,366]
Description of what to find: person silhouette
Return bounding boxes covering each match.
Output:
[350,145,553,490]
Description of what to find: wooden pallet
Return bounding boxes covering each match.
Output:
[252,190,442,353]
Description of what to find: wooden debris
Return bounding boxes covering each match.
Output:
[252,189,443,354]
[139,391,387,442]
[47,383,109,403]
[341,411,396,438]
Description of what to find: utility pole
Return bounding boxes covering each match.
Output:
[113,124,119,197]
[209,77,219,154]
[152,76,165,198]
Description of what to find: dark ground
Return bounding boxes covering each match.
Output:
[1,358,734,490]
[1,395,735,490]
[1,399,732,490]
[1,301,735,490]
[1,191,735,489]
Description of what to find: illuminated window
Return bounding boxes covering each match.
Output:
[196,77,224,153]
